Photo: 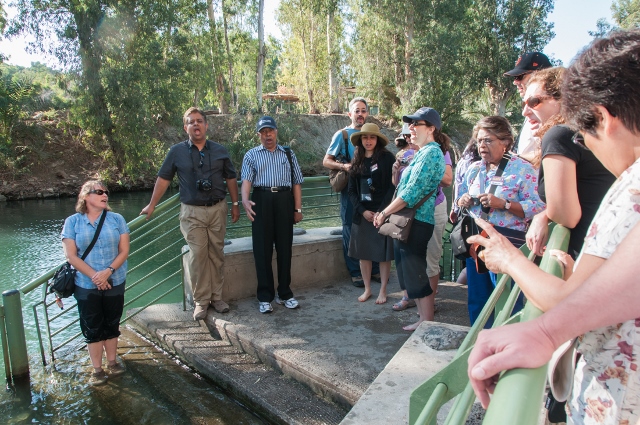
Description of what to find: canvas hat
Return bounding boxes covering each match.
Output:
[256,116,277,132]
[504,52,552,76]
[350,123,389,147]
[402,107,442,131]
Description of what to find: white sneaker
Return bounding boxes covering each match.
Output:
[274,295,299,309]
[259,302,273,314]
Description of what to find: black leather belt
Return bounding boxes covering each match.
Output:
[190,199,224,206]
[254,186,291,192]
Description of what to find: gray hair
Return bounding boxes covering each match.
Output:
[349,97,368,112]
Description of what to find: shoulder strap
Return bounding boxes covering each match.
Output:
[81,210,107,261]
[342,130,350,161]
[481,153,511,217]
[414,187,437,210]
[283,146,295,187]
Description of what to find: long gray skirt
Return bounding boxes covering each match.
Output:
[348,219,394,262]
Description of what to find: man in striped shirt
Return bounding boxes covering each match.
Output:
[241,116,304,314]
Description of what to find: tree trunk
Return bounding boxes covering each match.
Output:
[222,0,235,109]
[207,0,229,113]
[300,12,318,114]
[257,0,265,110]
[486,81,513,116]
[74,9,124,171]
[404,13,414,81]
[393,32,402,85]
[327,12,339,113]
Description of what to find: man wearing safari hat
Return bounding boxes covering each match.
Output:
[504,52,552,161]
[323,97,380,287]
[241,116,304,314]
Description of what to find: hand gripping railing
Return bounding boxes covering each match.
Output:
[409,224,570,425]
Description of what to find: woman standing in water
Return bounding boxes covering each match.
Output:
[61,180,130,386]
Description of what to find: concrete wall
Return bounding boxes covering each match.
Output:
[184,227,349,304]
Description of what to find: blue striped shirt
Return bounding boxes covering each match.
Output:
[61,211,130,289]
[241,145,304,187]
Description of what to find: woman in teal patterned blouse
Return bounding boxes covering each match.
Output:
[374,107,446,331]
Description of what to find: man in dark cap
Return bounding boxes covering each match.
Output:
[241,116,304,314]
[504,52,552,161]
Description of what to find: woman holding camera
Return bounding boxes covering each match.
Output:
[62,180,130,386]
[348,123,396,303]
[456,116,544,327]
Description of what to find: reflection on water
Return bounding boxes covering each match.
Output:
[0,182,338,423]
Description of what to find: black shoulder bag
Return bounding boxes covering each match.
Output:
[49,210,107,298]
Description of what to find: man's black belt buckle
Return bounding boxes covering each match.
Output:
[256,186,290,192]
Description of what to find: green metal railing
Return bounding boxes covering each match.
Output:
[409,224,570,425]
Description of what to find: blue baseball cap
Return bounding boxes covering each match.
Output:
[256,116,277,132]
[402,107,442,130]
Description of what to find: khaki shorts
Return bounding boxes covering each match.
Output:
[426,199,447,278]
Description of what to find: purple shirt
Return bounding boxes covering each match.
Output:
[435,151,452,206]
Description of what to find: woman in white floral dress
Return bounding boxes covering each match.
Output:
[464,29,640,425]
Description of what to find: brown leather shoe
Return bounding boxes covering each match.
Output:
[193,304,209,320]
[212,300,230,313]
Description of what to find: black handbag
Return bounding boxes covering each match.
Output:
[49,210,107,298]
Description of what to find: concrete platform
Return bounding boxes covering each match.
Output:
[128,273,473,424]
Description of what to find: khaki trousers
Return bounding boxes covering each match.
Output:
[179,202,227,306]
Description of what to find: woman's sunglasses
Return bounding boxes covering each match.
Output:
[523,95,552,109]
[572,132,589,150]
[89,189,110,196]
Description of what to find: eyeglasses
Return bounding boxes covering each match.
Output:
[89,189,109,196]
[514,72,531,82]
[477,138,498,146]
[572,132,589,150]
[409,121,428,127]
[522,95,552,109]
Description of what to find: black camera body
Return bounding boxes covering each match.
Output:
[196,179,213,191]
[470,196,481,206]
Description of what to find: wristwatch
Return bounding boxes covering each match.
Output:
[504,200,512,210]
[107,266,115,274]
[294,209,302,213]
[232,201,239,206]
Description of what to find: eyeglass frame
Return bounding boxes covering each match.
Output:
[513,72,532,82]
[89,189,110,196]
[522,95,553,110]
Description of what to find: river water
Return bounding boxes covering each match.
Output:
[0,184,340,424]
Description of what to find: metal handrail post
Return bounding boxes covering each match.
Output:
[0,305,12,383]
[2,290,29,379]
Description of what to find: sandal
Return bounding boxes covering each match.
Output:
[392,296,416,311]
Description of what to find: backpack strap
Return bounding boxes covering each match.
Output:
[342,129,350,162]
[283,146,295,187]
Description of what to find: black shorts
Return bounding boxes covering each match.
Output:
[74,283,125,344]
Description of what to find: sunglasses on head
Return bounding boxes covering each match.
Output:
[89,189,109,196]
[523,95,552,109]
[572,132,589,150]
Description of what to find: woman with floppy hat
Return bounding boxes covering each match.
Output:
[347,123,396,303]
[373,107,446,331]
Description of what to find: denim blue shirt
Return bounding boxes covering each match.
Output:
[396,142,445,225]
[458,155,545,231]
[61,211,130,289]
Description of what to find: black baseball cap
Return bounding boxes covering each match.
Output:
[256,116,277,132]
[504,52,552,77]
[402,107,442,131]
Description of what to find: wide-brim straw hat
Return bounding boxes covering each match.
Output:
[350,123,389,147]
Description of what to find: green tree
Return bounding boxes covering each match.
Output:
[612,0,640,28]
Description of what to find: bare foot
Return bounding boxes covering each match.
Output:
[358,290,372,302]
[402,320,424,331]
[375,292,387,304]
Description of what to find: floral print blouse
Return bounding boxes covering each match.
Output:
[396,142,445,225]
[568,157,640,425]
[456,155,545,231]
